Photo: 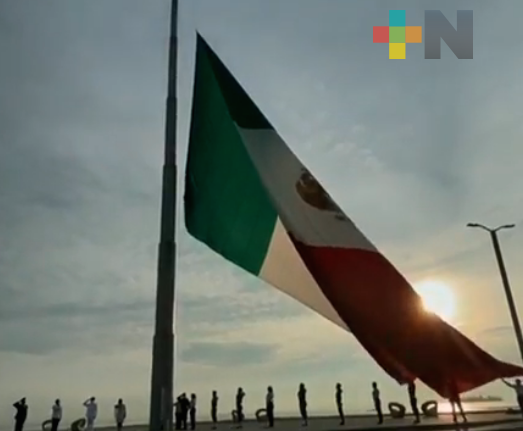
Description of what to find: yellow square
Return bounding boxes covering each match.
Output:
[389,43,406,59]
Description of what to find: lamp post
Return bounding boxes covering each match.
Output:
[466,222,523,362]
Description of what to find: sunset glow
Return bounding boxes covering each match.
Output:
[415,280,457,323]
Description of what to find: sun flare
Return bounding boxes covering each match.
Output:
[414,280,456,323]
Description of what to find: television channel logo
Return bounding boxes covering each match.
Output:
[373,10,473,59]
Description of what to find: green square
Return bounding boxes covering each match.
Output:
[389,27,405,43]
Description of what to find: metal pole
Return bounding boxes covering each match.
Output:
[489,231,523,362]
[149,0,178,430]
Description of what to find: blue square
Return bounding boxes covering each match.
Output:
[389,10,406,27]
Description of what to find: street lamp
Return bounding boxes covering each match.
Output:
[466,222,523,362]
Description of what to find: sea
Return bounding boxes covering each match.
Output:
[433,400,516,414]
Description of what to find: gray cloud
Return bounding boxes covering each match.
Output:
[0,300,153,322]
[479,326,514,338]
[0,300,154,355]
[180,341,277,367]
[0,245,305,355]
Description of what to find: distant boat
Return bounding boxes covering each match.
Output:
[461,395,503,403]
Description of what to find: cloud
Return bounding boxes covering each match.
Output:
[479,326,514,338]
[0,300,154,355]
[180,341,277,367]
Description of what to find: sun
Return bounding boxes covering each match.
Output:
[414,280,457,323]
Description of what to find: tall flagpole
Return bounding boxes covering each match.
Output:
[149,0,178,430]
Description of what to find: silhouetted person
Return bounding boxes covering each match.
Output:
[372,382,383,424]
[13,398,28,431]
[189,394,197,430]
[502,378,523,416]
[180,394,190,430]
[211,391,218,429]
[298,383,308,426]
[335,383,344,425]
[408,382,420,424]
[114,399,127,431]
[447,381,467,423]
[266,386,275,428]
[235,388,245,428]
[51,399,62,431]
[174,396,183,430]
[83,397,98,431]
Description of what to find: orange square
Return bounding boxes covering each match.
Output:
[405,26,422,43]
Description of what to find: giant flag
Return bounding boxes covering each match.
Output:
[184,34,523,397]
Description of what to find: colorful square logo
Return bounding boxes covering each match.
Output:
[373,10,422,59]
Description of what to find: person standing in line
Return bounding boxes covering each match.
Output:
[266,386,275,428]
[180,393,190,430]
[449,394,466,423]
[407,382,420,424]
[447,380,467,424]
[371,382,383,425]
[502,378,523,416]
[13,398,28,431]
[189,394,197,430]
[335,383,344,425]
[235,388,245,428]
[174,395,183,430]
[210,391,218,430]
[298,383,308,427]
[51,399,62,431]
[114,399,127,431]
[83,397,98,431]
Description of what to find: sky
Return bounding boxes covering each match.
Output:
[1,0,523,428]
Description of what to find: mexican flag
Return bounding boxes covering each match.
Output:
[184,34,523,397]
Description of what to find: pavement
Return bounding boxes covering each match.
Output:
[100,411,523,431]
